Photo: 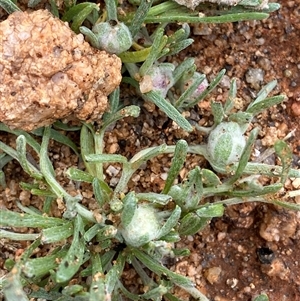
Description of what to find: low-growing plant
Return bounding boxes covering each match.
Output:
[0,1,299,301]
[1,82,300,301]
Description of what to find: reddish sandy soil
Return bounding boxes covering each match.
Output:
[1,1,300,300]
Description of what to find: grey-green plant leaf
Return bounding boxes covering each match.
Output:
[274,140,292,184]
[84,224,117,242]
[223,79,236,114]
[121,192,138,228]
[173,57,195,83]
[93,177,112,207]
[0,229,40,241]
[62,3,99,24]
[16,135,43,180]
[136,192,172,205]
[163,140,188,194]
[196,203,224,218]
[175,72,206,109]
[3,268,29,301]
[28,0,42,7]
[144,10,269,23]
[86,154,128,164]
[80,26,100,48]
[80,124,97,176]
[62,284,85,296]
[105,87,121,117]
[141,285,168,299]
[139,28,167,76]
[23,248,68,279]
[159,230,181,242]
[228,111,253,124]
[202,169,221,186]
[0,139,43,180]
[56,216,86,283]
[168,185,184,204]
[178,212,209,236]
[0,210,65,228]
[166,38,194,57]
[129,0,154,38]
[71,3,99,33]
[186,69,226,108]
[41,127,81,218]
[182,167,203,210]
[253,293,269,301]
[90,253,106,301]
[0,152,12,169]
[0,170,6,188]
[66,167,94,183]
[239,162,300,178]
[247,80,277,109]
[16,200,41,216]
[157,205,181,239]
[227,127,259,184]
[41,222,73,244]
[0,0,21,13]
[246,95,285,116]
[228,183,283,197]
[105,253,126,295]
[130,144,167,166]
[101,105,141,131]
[132,249,195,288]
[145,90,193,132]
[30,188,56,197]
[28,289,62,300]
[211,101,224,125]
[32,127,79,156]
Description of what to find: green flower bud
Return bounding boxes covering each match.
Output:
[207,121,246,172]
[120,204,160,247]
[92,20,132,54]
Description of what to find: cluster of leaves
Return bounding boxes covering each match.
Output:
[0,1,299,301]
[1,83,300,301]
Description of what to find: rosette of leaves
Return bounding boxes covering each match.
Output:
[0,90,208,301]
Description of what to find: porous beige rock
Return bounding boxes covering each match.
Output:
[0,10,122,131]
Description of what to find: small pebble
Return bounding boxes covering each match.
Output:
[261,258,290,280]
[217,232,226,241]
[291,101,300,116]
[205,267,222,284]
[106,165,120,177]
[245,68,264,90]
[226,278,238,288]
[292,178,300,189]
[193,23,212,35]
[257,57,271,71]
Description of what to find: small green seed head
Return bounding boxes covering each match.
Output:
[92,20,132,54]
[207,121,246,172]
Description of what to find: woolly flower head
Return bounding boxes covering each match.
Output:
[92,20,132,54]
[207,121,246,172]
[140,63,175,97]
[120,204,161,247]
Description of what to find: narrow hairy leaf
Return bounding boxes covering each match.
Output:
[56,216,86,283]
[121,192,138,228]
[178,212,209,236]
[163,140,188,194]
